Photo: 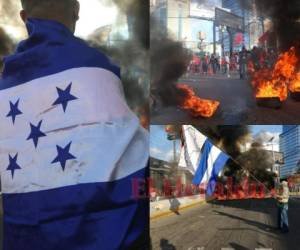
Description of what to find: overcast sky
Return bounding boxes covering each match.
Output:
[0,0,119,40]
[75,0,118,38]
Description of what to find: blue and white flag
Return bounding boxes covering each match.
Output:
[179,125,229,196]
[0,18,149,250]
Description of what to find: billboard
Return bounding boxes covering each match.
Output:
[215,7,244,31]
[189,0,222,20]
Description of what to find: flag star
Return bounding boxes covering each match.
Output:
[6,153,21,179]
[6,99,22,124]
[27,120,47,148]
[52,83,78,112]
[51,142,76,171]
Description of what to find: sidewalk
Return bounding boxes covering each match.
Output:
[150,195,206,220]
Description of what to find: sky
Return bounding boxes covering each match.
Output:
[150,126,181,163]
[150,125,283,162]
[191,19,214,43]
[75,0,118,38]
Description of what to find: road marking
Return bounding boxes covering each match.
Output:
[187,247,205,250]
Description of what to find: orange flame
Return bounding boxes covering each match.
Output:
[176,84,220,118]
[290,71,300,92]
[249,47,298,101]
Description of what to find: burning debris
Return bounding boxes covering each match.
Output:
[248,46,300,106]
[176,84,220,118]
[290,72,300,93]
[151,17,220,118]
[245,0,300,106]
[289,72,300,101]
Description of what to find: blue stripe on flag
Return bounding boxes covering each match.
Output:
[206,152,229,196]
[192,140,229,196]
[3,168,148,250]
[192,139,212,185]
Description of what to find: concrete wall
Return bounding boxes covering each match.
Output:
[150,194,205,218]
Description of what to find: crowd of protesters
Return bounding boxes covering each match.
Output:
[188,46,278,80]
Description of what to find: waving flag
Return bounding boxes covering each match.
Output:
[179,125,229,196]
[0,18,149,250]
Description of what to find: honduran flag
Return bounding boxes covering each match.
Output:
[179,125,229,196]
[0,18,149,250]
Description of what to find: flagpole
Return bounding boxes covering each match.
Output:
[204,138,275,195]
[181,126,277,197]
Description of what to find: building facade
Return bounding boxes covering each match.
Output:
[150,157,194,195]
[152,0,218,53]
[279,126,300,178]
[222,0,264,52]
[151,0,191,41]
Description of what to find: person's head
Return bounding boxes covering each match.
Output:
[20,0,80,33]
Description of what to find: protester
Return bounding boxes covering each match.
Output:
[239,46,248,79]
[202,53,209,75]
[276,181,289,233]
[210,54,218,75]
[225,53,230,78]
[216,54,221,72]
[0,0,149,249]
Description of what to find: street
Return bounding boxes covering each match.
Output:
[151,73,300,125]
[150,198,300,250]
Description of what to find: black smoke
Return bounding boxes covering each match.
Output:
[0,27,14,72]
[150,15,191,107]
[198,126,250,157]
[196,125,275,187]
[255,0,300,52]
[92,0,149,116]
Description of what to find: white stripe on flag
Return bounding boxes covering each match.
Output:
[201,145,222,184]
[178,125,207,173]
[0,67,149,194]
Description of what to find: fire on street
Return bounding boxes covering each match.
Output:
[150,198,300,250]
[151,74,300,125]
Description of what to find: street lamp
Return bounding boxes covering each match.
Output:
[198,31,206,52]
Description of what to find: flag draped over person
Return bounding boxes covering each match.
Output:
[179,125,229,196]
[0,18,149,250]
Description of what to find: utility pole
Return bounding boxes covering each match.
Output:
[213,21,216,54]
[173,140,177,163]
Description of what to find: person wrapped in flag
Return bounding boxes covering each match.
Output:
[0,0,149,249]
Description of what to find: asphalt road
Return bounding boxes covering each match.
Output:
[151,73,300,124]
[150,198,300,250]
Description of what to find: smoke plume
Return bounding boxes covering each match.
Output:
[198,126,250,157]
[255,0,300,52]
[150,16,191,107]
[197,125,275,186]
[90,0,149,117]
[0,27,14,72]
